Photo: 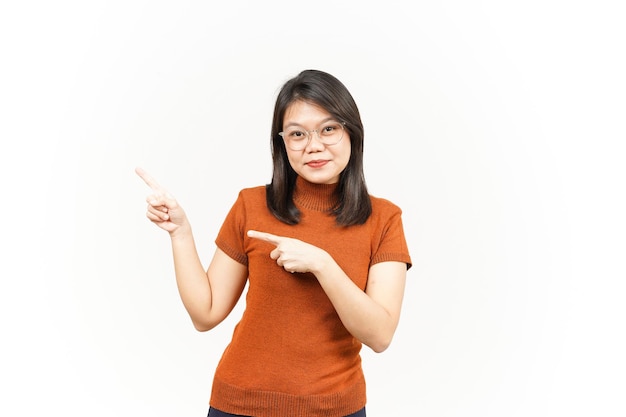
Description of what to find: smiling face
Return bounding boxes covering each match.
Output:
[281,100,351,185]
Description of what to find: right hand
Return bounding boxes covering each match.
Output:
[135,167,189,235]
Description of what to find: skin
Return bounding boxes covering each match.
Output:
[136,102,407,353]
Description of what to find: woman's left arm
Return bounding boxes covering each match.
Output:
[314,260,407,353]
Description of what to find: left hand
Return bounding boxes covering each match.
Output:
[247,230,330,274]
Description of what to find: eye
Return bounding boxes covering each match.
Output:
[321,122,341,135]
[287,129,306,140]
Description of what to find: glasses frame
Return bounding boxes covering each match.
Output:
[279,121,346,151]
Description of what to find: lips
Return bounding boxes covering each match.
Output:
[306,160,328,168]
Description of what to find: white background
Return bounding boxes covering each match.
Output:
[1,1,624,416]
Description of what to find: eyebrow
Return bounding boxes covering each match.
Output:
[283,117,336,129]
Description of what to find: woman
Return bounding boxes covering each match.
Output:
[137,69,412,417]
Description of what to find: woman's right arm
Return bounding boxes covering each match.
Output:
[171,230,248,331]
[136,167,247,331]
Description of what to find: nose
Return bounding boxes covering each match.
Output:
[305,130,325,151]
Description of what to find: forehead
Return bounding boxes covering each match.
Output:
[283,100,332,124]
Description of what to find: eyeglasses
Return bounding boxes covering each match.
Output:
[279,121,345,151]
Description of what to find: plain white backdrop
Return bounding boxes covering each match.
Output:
[1,1,624,416]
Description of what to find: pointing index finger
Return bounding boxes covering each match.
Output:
[247,230,283,245]
[135,167,163,191]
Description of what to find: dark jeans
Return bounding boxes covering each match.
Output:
[208,406,366,417]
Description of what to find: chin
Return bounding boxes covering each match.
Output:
[298,168,340,185]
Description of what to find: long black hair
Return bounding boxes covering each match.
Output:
[266,69,372,226]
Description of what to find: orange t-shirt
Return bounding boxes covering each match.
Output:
[210,178,412,417]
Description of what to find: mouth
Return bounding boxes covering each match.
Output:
[306,160,328,168]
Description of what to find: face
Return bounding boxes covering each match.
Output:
[282,100,351,185]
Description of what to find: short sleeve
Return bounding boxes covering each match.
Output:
[215,191,249,266]
[370,206,412,270]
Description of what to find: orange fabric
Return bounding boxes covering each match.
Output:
[210,177,412,417]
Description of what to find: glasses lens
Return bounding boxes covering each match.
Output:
[282,128,309,151]
[319,122,344,146]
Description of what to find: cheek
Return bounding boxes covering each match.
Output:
[338,141,352,165]
[285,151,300,168]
